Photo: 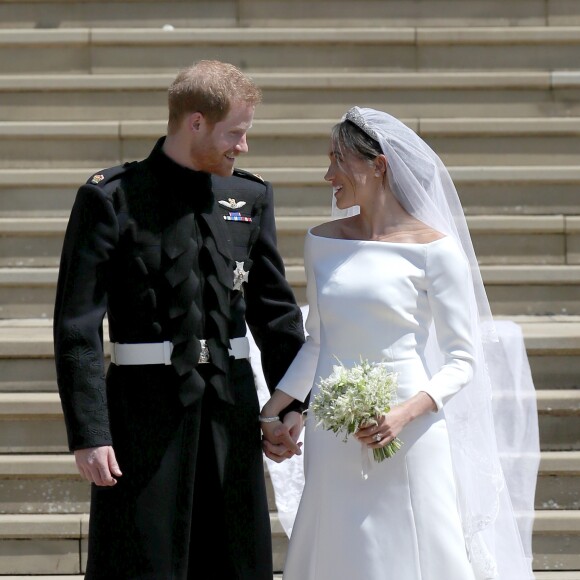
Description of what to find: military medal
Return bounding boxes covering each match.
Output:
[233,261,249,291]
[224,212,252,222]
[219,197,252,222]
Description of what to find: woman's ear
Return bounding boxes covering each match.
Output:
[375,154,388,177]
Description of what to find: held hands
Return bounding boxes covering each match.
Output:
[74,445,122,486]
[261,411,304,463]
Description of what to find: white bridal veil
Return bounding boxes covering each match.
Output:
[338,107,539,579]
[256,107,539,579]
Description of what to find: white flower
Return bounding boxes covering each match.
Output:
[311,357,403,463]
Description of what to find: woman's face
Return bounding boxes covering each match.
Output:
[324,142,375,210]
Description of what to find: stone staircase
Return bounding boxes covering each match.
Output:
[0,0,579,577]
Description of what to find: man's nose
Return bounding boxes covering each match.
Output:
[236,134,249,153]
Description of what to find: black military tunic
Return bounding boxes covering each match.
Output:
[53,137,305,579]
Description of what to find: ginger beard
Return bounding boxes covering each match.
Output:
[190,101,255,177]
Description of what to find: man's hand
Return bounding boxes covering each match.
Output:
[261,411,304,463]
[74,445,122,486]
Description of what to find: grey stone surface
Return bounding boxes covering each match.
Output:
[0,0,577,574]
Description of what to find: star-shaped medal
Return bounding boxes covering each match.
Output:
[233,261,249,291]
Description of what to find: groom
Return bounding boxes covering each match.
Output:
[53,60,305,579]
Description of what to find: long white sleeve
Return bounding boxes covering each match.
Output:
[422,240,476,410]
[275,235,320,403]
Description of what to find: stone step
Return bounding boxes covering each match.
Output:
[1,263,579,318]
[516,320,580,393]
[283,263,580,316]
[254,166,580,217]
[1,166,580,218]
[0,512,287,574]
[536,392,580,452]
[0,450,577,513]
[0,71,579,122]
[537,451,580,511]
[0,454,88,515]
[0,452,279,514]
[2,27,580,75]
[0,388,576,453]
[11,576,580,580]
[0,0,235,30]
[6,450,252,518]
[0,328,56,384]
[0,577,287,580]
[532,510,580,571]
[533,510,580,572]
[0,393,66,453]
[2,118,580,169]
[0,514,85,575]
[0,218,66,268]
[535,574,580,580]
[0,0,574,29]
[0,380,54,393]
[0,571,580,580]
[0,508,285,573]
[0,510,577,574]
[1,314,578,391]
[0,315,579,386]
[0,0,580,28]
[0,326,580,393]
[1,215,577,268]
[218,0,580,29]
[275,215,580,266]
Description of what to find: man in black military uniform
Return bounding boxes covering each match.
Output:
[53,60,305,579]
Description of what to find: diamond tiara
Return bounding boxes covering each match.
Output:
[344,107,379,141]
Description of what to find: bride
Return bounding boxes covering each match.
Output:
[260,107,538,579]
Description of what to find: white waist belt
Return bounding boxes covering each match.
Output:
[110,337,250,366]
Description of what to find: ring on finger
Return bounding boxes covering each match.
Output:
[374,433,382,442]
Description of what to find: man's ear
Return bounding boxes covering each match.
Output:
[188,111,203,132]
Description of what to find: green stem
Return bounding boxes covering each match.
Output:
[373,438,403,462]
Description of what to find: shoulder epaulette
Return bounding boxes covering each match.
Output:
[233,168,266,185]
[86,161,138,187]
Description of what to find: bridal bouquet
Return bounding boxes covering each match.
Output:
[311,357,403,464]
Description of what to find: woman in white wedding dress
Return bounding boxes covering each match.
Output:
[260,107,536,580]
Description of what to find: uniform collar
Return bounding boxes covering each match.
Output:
[146,136,213,213]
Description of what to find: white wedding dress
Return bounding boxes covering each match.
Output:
[276,230,480,580]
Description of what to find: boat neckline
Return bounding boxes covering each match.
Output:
[307,228,449,246]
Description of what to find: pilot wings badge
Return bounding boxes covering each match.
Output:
[219,198,246,210]
[220,197,252,222]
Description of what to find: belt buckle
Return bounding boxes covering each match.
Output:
[198,339,210,364]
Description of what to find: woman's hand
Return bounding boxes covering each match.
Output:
[355,391,436,448]
[260,390,304,462]
[261,413,304,463]
[355,405,410,448]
